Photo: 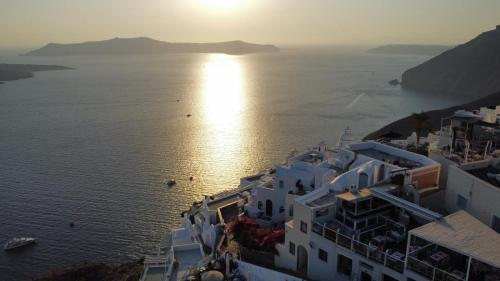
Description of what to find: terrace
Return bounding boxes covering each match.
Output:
[298,152,324,165]
[312,214,410,273]
[465,163,500,189]
[440,114,500,163]
[407,241,468,281]
[408,211,500,281]
[355,148,422,169]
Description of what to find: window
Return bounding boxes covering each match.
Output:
[279,180,284,188]
[289,241,296,255]
[337,254,352,277]
[492,215,500,233]
[318,248,328,262]
[258,201,263,210]
[289,205,294,217]
[279,206,285,213]
[456,194,468,209]
[300,221,308,233]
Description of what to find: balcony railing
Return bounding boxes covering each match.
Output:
[312,220,404,274]
[386,255,404,273]
[337,233,352,249]
[407,256,465,281]
[312,222,323,235]
[352,240,368,257]
[368,247,385,264]
[408,257,434,279]
[324,227,337,242]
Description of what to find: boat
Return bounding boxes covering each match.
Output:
[4,237,36,251]
[166,179,176,187]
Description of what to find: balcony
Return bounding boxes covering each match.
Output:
[311,220,405,273]
[407,242,467,281]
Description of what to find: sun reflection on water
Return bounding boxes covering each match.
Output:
[202,54,245,130]
[199,54,249,191]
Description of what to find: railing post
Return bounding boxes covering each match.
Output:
[432,267,436,281]
[464,257,472,281]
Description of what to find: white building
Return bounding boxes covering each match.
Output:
[445,159,500,233]
[142,139,500,281]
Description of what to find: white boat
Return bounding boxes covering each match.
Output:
[3,237,36,251]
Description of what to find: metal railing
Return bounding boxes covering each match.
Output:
[312,221,404,273]
[407,256,465,281]
[386,255,404,273]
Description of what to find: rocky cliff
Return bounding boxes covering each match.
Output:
[401,26,500,98]
[364,90,500,140]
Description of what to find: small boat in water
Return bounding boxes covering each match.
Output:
[4,237,36,251]
[166,179,176,187]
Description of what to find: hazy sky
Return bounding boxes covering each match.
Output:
[2,0,499,48]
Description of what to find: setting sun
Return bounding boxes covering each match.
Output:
[198,0,245,12]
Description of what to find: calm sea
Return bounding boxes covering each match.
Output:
[0,47,465,280]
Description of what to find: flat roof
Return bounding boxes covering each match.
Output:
[410,211,500,268]
[465,165,500,189]
[143,267,166,281]
[207,193,242,211]
[355,148,421,169]
[307,191,337,207]
[336,188,372,202]
[348,142,438,168]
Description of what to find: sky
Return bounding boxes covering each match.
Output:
[1,0,500,48]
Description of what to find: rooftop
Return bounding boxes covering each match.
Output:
[336,188,372,202]
[307,191,337,207]
[465,165,500,188]
[410,211,500,268]
[298,151,324,165]
[143,267,166,281]
[207,193,243,211]
[348,142,438,169]
[355,148,421,169]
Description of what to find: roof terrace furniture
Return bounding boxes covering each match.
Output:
[407,211,500,281]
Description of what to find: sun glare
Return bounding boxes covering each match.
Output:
[201,54,245,129]
[198,0,244,12]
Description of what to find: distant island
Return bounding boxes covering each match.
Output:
[24,37,280,56]
[401,25,500,98]
[364,89,500,140]
[368,44,452,56]
[0,63,72,84]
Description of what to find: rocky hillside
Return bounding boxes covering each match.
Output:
[364,90,500,140]
[24,37,279,56]
[0,63,71,83]
[401,26,500,98]
[34,260,143,281]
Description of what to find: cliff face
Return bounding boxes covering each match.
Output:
[24,37,279,56]
[401,26,500,98]
[0,64,72,83]
[364,90,500,140]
